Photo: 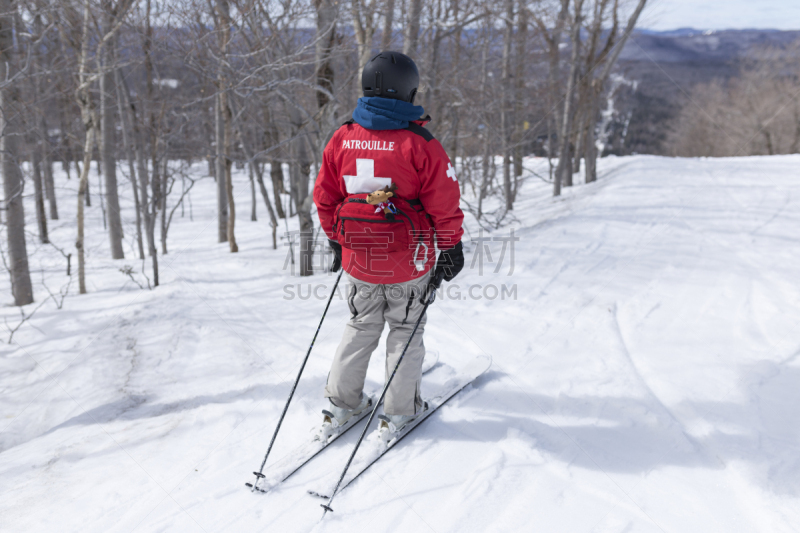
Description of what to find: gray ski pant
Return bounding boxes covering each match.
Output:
[325,271,431,416]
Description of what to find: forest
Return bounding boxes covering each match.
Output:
[5,0,800,311]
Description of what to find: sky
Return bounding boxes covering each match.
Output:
[639,0,800,31]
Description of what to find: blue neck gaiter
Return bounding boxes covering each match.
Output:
[352,97,425,130]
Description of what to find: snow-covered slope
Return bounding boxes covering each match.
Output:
[2,155,799,532]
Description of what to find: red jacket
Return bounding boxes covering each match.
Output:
[314,118,464,284]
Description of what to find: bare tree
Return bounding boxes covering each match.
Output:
[32,1,58,221]
[72,0,135,293]
[99,2,125,259]
[533,0,570,184]
[118,68,158,283]
[404,0,422,56]
[74,0,95,294]
[114,65,145,260]
[215,0,237,252]
[668,40,800,157]
[288,105,314,276]
[230,97,279,248]
[1,0,33,305]
[210,1,228,246]
[380,0,394,50]
[555,0,583,195]
[31,145,49,244]
[315,0,339,149]
[352,0,378,76]
[0,0,660,308]
[500,0,515,210]
[583,0,647,182]
[511,1,528,197]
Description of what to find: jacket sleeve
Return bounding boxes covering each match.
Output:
[313,137,343,240]
[417,139,464,251]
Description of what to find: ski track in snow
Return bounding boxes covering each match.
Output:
[2,155,800,532]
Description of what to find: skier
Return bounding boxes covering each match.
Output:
[313,51,465,439]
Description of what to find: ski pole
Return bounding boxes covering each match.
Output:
[247,268,344,492]
[321,287,436,517]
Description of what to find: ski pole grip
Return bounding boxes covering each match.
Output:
[426,287,436,305]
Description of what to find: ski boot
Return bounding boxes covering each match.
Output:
[317,395,372,441]
[377,402,429,442]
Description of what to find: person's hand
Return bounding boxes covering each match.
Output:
[329,240,342,272]
[435,241,464,282]
[421,269,445,304]
[421,241,463,303]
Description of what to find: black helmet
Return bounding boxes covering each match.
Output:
[361,51,419,103]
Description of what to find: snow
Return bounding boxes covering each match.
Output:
[596,74,636,155]
[156,79,180,89]
[309,355,491,500]
[2,154,800,532]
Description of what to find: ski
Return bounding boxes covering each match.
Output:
[308,354,491,500]
[246,351,439,493]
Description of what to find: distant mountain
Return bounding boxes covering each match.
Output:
[603,29,800,156]
[637,27,785,37]
[622,28,800,63]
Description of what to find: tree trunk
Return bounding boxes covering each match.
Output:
[423,14,444,128]
[539,0,570,193]
[381,0,395,50]
[500,0,514,211]
[260,168,278,249]
[231,98,279,247]
[585,96,598,184]
[32,149,49,244]
[58,90,73,179]
[28,10,49,244]
[223,102,238,252]
[584,0,648,182]
[41,116,58,220]
[572,102,586,176]
[295,163,314,276]
[262,106,286,219]
[254,159,280,249]
[100,33,125,259]
[0,0,33,305]
[555,0,583,196]
[76,124,94,295]
[477,33,490,220]
[75,0,94,295]
[160,151,168,254]
[115,66,145,260]
[351,0,375,80]
[97,153,107,230]
[316,0,338,121]
[121,72,154,264]
[216,0,237,252]
[215,90,229,242]
[445,5,464,162]
[33,10,58,220]
[403,0,422,56]
[139,0,159,285]
[249,162,257,221]
[271,159,286,219]
[144,0,164,261]
[85,157,91,206]
[512,3,528,199]
[288,106,314,276]
[790,102,800,154]
[213,2,228,243]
